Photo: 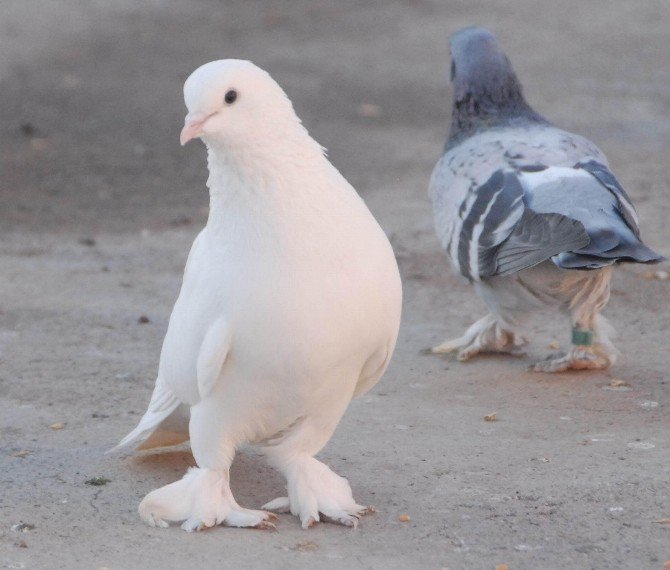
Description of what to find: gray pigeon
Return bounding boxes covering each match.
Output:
[429,26,664,372]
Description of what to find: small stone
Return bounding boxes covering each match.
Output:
[11,450,31,458]
[603,379,632,392]
[169,215,192,227]
[50,422,65,430]
[85,476,111,486]
[11,523,35,532]
[289,541,318,552]
[627,441,655,450]
[609,379,628,387]
[18,539,28,548]
[138,315,150,324]
[495,565,509,570]
[653,518,670,524]
[30,138,49,151]
[358,103,381,118]
[78,237,96,247]
[398,514,410,522]
[19,123,36,136]
[484,413,497,422]
[548,340,560,350]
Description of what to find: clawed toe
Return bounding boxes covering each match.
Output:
[144,513,169,529]
[532,347,611,373]
[253,520,277,531]
[322,512,359,528]
[262,496,291,513]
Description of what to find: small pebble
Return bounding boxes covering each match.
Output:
[19,123,36,136]
[484,413,497,422]
[289,541,318,552]
[11,450,31,458]
[30,138,49,151]
[358,103,382,118]
[11,523,35,532]
[85,477,111,486]
[138,315,150,324]
[49,422,65,430]
[398,514,410,522]
[627,441,655,450]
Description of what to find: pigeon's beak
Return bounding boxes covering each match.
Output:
[180,112,212,146]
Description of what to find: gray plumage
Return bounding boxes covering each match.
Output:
[429,26,664,372]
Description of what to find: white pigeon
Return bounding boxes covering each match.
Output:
[114,60,402,531]
[429,27,663,372]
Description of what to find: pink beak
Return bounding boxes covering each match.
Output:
[180,112,212,146]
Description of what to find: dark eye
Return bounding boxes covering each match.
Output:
[224,90,238,105]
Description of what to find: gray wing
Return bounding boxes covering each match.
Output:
[430,124,661,279]
[429,124,605,273]
[447,168,590,280]
[519,162,663,269]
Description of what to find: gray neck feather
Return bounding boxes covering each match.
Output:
[446,69,547,150]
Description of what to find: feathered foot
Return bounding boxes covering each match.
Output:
[533,316,618,372]
[139,467,276,532]
[430,314,527,361]
[532,345,613,373]
[262,456,371,529]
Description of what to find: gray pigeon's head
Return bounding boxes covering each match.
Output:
[449,27,512,89]
[446,27,545,147]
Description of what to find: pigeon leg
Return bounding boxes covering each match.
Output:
[262,453,370,529]
[533,314,618,373]
[138,404,274,531]
[430,313,527,360]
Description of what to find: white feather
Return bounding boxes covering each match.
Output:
[114,60,402,530]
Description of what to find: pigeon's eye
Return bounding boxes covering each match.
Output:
[224,90,238,105]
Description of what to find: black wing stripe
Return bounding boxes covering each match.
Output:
[457,170,507,279]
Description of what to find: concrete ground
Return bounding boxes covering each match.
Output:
[1,1,669,568]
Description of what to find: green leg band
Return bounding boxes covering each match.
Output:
[572,328,594,346]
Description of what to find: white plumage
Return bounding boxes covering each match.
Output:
[115,60,402,530]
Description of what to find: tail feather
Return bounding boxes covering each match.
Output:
[555,239,665,269]
[108,383,186,453]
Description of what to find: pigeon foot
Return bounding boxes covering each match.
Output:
[263,456,371,529]
[430,314,527,361]
[139,467,275,531]
[532,346,612,373]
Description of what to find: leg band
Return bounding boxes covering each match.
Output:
[572,328,594,346]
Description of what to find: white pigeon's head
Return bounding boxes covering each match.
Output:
[180,60,302,149]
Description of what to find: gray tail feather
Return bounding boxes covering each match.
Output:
[555,239,665,270]
[494,211,591,276]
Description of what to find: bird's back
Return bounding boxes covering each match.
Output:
[430,122,604,259]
